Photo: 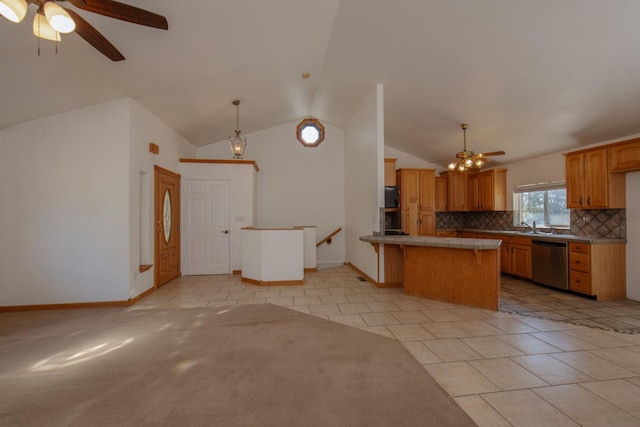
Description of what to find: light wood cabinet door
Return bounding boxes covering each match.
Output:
[468,173,481,211]
[609,139,640,172]
[435,177,447,211]
[480,170,507,211]
[511,244,532,279]
[584,149,608,208]
[566,152,585,208]
[446,171,468,211]
[384,158,397,186]
[419,170,435,211]
[397,169,419,211]
[418,211,435,236]
[500,242,512,274]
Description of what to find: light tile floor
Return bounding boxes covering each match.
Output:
[136,266,640,426]
[501,275,640,333]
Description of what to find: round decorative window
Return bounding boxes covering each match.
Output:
[296,118,325,147]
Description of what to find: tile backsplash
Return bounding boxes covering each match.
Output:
[570,209,626,239]
[436,209,626,239]
[436,211,514,231]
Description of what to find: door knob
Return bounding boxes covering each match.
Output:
[222,230,229,234]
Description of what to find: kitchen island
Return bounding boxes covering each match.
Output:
[360,235,502,310]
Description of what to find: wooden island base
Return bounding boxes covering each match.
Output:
[401,245,499,311]
[363,235,501,311]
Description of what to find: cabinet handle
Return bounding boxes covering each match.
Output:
[579,197,583,206]
[587,197,591,206]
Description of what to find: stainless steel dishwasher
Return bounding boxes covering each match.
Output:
[531,240,568,290]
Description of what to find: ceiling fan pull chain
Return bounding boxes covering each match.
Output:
[37,16,40,56]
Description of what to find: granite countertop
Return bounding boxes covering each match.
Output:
[360,234,501,250]
[455,229,626,245]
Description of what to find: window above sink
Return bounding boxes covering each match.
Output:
[513,181,570,229]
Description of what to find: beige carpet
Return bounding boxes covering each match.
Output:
[0,304,476,426]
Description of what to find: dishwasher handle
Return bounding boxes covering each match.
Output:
[532,240,567,248]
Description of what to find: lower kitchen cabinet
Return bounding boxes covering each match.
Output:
[499,236,512,274]
[466,232,530,278]
[569,242,626,300]
[511,238,532,279]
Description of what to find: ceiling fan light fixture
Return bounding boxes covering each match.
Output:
[0,0,28,23]
[33,12,61,41]
[446,123,500,172]
[44,1,75,33]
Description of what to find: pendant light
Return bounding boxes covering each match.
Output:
[228,100,247,159]
[0,0,28,23]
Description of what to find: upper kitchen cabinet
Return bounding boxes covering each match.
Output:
[440,170,468,211]
[419,169,436,211]
[435,177,447,212]
[397,168,436,236]
[609,138,640,173]
[397,168,419,209]
[469,169,507,211]
[384,158,397,186]
[566,148,625,209]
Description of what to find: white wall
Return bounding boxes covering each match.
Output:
[128,100,195,299]
[0,99,131,305]
[502,151,566,211]
[197,121,345,266]
[179,162,257,272]
[385,145,441,170]
[345,84,384,281]
[0,98,195,306]
[626,171,640,301]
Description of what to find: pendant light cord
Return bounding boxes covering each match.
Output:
[233,99,241,132]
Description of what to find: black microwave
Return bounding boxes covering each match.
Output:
[385,186,399,208]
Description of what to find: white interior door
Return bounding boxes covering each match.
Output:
[182,180,230,275]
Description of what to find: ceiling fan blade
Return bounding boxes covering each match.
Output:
[64,0,168,30]
[65,8,125,61]
[478,151,506,157]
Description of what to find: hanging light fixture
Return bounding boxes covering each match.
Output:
[447,123,487,172]
[228,99,247,159]
[0,0,28,23]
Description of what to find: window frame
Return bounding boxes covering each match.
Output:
[513,181,570,229]
[296,118,325,147]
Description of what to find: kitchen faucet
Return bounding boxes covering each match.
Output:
[521,221,537,233]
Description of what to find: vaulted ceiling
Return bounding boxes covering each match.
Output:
[2,0,640,167]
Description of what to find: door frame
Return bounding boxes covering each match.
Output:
[154,165,181,288]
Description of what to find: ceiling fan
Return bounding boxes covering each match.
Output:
[446,123,505,171]
[0,0,168,61]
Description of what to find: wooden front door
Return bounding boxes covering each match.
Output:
[155,166,180,287]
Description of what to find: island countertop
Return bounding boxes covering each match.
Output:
[361,234,501,310]
[359,234,501,250]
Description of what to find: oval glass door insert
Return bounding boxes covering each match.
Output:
[163,189,172,243]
